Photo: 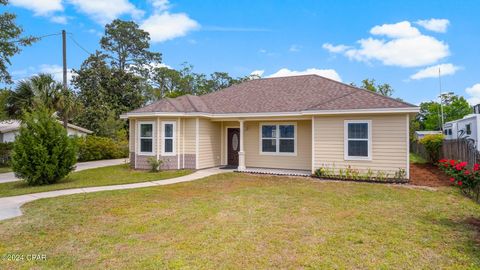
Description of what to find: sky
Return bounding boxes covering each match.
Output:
[4,0,480,106]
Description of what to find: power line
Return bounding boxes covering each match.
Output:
[67,33,92,55]
[11,32,62,43]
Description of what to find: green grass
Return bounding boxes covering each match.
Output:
[0,165,192,197]
[0,166,11,174]
[0,173,479,269]
[410,152,428,164]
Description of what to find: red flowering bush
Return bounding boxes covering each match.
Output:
[438,159,480,202]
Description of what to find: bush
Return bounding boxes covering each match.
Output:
[419,134,444,163]
[147,157,163,172]
[75,135,128,162]
[11,109,77,185]
[438,159,480,202]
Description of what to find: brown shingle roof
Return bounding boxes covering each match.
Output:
[130,75,416,114]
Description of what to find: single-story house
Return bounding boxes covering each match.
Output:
[0,120,93,143]
[414,130,442,140]
[121,75,419,178]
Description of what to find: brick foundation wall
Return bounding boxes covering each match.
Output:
[131,153,196,170]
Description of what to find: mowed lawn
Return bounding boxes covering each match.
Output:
[1,173,480,269]
[0,165,192,197]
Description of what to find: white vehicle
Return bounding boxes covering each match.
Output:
[443,105,480,150]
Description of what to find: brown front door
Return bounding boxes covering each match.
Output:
[227,128,240,166]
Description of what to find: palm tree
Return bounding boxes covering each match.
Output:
[5,74,79,127]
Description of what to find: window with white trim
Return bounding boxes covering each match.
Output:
[344,120,371,160]
[139,122,154,155]
[162,121,176,155]
[260,123,296,155]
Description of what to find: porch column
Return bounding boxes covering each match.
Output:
[238,120,246,171]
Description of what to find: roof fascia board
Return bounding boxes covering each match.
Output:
[120,107,420,119]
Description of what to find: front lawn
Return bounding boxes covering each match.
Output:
[0,165,191,197]
[0,166,12,174]
[0,173,479,269]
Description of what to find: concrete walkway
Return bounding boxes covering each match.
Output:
[0,167,230,221]
[0,158,129,184]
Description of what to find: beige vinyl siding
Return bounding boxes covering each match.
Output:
[129,119,135,152]
[183,118,196,155]
[244,120,311,170]
[198,118,221,168]
[313,114,408,174]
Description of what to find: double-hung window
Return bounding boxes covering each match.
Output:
[162,121,176,156]
[260,123,296,155]
[344,120,371,160]
[139,121,154,155]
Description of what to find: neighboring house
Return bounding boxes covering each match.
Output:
[414,130,442,140]
[121,75,419,178]
[444,114,480,150]
[0,120,93,143]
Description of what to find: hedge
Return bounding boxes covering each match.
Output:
[74,135,128,162]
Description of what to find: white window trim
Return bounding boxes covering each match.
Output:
[138,121,156,156]
[161,121,176,156]
[344,120,372,161]
[259,122,297,156]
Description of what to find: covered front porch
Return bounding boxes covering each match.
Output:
[216,118,313,173]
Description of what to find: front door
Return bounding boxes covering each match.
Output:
[227,128,240,166]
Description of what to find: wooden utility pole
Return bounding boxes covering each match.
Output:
[61,30,68,128]
[62,30,67,90]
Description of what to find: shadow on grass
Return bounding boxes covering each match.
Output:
[432,216,480,262]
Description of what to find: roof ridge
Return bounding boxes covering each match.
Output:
[305,90,358,111]
[164,97,182,112]
[310,74,417,107]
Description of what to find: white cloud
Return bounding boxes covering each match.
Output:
[51,16,67,24]
[39,64,74,84]
[267,68,342,82]
[322,43,350,53]
[68,0,144,24]
[323,20,450,67]
[150,0,170,12]
[466,84,480,105]
[250,70,264,77]
[416,18,450,33]
[10,0,63,15]
[370,21,421,38]
[410,63,460,80]
[289,44,300,52]
[140,12,199,43]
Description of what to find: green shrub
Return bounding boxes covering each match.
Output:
[75,135,128,162]
[11,109,77,185]
[147,157,163,172]
[419,134,444,163]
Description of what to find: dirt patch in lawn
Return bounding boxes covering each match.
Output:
[410,163,452,187]
[466,217,480,244]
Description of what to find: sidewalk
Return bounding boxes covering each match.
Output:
[0,158,129,184]
[0,167,230,221]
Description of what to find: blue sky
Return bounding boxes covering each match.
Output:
[5,0,480,105]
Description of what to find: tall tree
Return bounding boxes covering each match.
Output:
[71,52,123,136]
[416,92,472,130]
[0,0,36,84]
[353,79,394,97]
[100,19,161,73]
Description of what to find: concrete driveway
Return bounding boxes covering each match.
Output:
[0,158,129,184]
